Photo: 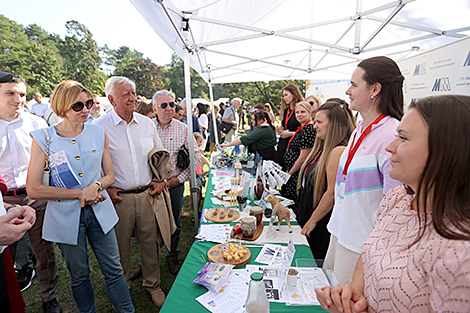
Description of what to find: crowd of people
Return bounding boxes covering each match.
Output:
[1,53,470,313]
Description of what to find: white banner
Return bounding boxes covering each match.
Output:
[399,36,470,109]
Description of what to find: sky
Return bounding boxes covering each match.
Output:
[1,0,175,66]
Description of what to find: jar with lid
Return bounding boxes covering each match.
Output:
[245,272,269,313]
[240,217,256,239]
[249,206,263,226]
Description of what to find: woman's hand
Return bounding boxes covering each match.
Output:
[275,126,284,135]
[79,183,100,207]
[280,130,292,139]
[315,285,368,313]
[301,219,316,236]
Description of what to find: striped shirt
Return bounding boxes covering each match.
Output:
[327,116,401,253]
[154,117,201,184]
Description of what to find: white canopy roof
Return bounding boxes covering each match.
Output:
[130,0,470,84]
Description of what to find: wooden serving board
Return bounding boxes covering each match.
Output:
[231,221,264,241]
[207,243,251,268]
[205,208,240,223]
[216,187,243,200]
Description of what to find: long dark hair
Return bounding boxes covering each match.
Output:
[358,56,404,120]
[410,95,470,243]
[251,108,275,130]
[196,103,207,116]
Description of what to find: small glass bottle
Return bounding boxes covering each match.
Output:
[245,272,269,313]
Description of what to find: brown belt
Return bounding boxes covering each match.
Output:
[118,185,151,194]
[5,188,27,197]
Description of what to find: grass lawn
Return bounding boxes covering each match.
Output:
[22,180,203,312]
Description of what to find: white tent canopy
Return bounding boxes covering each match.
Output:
[130,0,470,84]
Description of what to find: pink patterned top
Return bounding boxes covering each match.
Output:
[362,185,470,313]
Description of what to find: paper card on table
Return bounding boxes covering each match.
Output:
[195,224,232,244]
[283,267,330,306]
[196,270,249,313]
[246,264,284,302]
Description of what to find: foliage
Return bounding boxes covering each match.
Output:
[161,53,209,100]
[0,14,305,107]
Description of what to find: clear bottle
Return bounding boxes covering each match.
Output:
[245,272,269,313]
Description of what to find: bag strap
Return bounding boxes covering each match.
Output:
[42,128,51,173]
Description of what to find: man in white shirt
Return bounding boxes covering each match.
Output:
[93,76,167,308]
[87,93,103,123]
[29,92,50,118]
[0,71,61,313]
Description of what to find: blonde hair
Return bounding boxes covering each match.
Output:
[297,98,355,205]
[306,94,322,113]
[50,80,93,117]
[295,100,313,113]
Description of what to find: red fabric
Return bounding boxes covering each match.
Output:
[4,247,25,313]
[0,174,7,196]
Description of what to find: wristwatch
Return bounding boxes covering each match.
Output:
[94,181,103,191]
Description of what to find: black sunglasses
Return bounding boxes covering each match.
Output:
[0,71,14,83]
[72,99,94,112]
[309,101,316,106]
[160,102,176,109]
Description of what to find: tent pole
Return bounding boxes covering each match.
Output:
[208,81,219,145]
[184,46,199,232]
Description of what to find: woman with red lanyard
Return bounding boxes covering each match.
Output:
[324,56,404,285]
[276,84,303,170]
[281,101,316,206]
[297,99,355,261]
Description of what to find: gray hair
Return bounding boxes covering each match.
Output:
[231,97,242,105]
[152,90,175,106]
[105,76,136,97]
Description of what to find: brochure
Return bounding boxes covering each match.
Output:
[49,150,81,189]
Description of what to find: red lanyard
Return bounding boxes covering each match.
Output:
[304,148,323,174]
[287,120,311,150]
[284,108,295,128]
[342,114,386,175]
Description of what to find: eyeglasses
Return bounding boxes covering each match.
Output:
[0,71,14,84]
[71,99,94,112]
[309,101,317,106]
[159,102,176,109]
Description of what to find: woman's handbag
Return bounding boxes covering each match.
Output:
[176,144,190,169]
[42,128,51,186]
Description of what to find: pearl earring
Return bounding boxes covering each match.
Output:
[370,95,374,99]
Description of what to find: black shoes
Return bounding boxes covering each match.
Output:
[17,268,35,292]
[168,260,181,275]
[42,298,62,313]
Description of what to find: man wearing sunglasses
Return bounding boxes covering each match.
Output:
[152,90,201,275]
[0,71,62,312]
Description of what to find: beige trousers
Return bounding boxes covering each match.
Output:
[114,192,160,291]
[323,235,361,285]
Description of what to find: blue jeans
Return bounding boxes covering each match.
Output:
[166,183,184,261]
[58,206,134,313]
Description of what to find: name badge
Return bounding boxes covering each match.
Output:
[338,175,346,198]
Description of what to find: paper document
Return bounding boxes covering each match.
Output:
[49,150,81,188]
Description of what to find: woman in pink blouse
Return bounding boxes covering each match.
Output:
[316,95,470,313]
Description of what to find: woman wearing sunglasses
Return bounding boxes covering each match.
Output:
[27,81,134,313]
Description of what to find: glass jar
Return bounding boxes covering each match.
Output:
[245,272,269,313]
[241,217,256,239]
[249,206,263,226]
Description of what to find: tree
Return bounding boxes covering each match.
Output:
[60,20,105,92]
[116,58,164,98]
[0,15,31,78]
[161,53,209,100]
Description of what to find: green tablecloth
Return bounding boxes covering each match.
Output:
[160,241,326,312]
[161,167,326,312]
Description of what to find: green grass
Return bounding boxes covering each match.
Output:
[23,181,203,312]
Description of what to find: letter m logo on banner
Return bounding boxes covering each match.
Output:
[464,51,470,67]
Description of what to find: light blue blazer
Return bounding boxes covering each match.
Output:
[31,123,119,245]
